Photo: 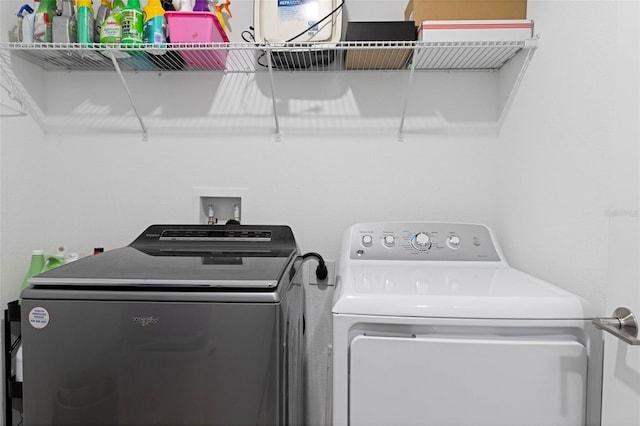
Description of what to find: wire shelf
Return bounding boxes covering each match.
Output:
[0,40,536,73]
[0,37,538,140]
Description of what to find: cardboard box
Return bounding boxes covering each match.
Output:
[345,21,416,70]
[405,0,527,22]
[419,20,533,41]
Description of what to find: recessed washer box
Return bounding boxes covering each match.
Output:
[193,187,248,225]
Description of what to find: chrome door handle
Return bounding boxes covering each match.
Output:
[593,307,640,345]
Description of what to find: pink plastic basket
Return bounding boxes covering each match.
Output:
[165,11,229,69]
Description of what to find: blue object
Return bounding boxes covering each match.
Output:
[17,4,34,17]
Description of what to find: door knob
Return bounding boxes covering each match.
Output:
[593,307,640,345]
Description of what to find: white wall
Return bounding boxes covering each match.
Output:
[2,0,638,425]
[496,0,638,314]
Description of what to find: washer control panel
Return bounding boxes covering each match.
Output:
[350,223,500,261]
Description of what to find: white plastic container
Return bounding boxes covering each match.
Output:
[253,0,343,43]
[253,0,343,68]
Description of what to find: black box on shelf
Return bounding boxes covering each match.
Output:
[345,21,417,70]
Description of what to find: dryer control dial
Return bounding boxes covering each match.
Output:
[411,232,431,251]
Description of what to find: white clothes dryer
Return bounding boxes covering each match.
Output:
[332,222,603,426]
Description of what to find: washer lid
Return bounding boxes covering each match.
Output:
[332,264,595,319]
[30,225,298,290]
[31,247,294,289]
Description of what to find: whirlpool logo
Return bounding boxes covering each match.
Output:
[133,316,160,327]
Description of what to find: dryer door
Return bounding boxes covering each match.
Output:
[349,334,588,426]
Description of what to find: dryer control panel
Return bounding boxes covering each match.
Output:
[349,223,501,261]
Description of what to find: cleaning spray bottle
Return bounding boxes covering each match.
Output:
[99,0,124,43]
[121,0,143,46]
[172,0,194,12]
[192,0,209,11]
[94,0,111,42]
[52,0,77,43]
[19,250,65,304]
[143,0,166,45]
[16,4,35,43]
[33,0,56,42]
[76,0,94,43]
[213,0,231,34]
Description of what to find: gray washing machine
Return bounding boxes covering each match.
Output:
[20,224,304,426]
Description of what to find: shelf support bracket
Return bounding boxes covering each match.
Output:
[0,51,27,117]
[265,47,281,142]
[0,83,26,117]
[497,38,538,131]
[108,51,148,141]
[398,44,419,142]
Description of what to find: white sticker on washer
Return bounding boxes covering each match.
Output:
[28,306,50,329]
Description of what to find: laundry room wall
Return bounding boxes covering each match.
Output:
[2,0,636,425]
[495,0,639,314]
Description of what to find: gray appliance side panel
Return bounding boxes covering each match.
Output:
[21,300,281,426]
[279,262,305,426]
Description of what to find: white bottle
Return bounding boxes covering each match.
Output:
[20,2,37,43]
[233,204,240,221]
[172,0,193,12]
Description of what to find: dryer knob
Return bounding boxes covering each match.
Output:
[447,235,462,248]
[384,235,395,247]
[412,232,431,250]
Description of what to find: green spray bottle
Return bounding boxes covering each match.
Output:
[94,0,112,41]
[100,0,125,43]
[121,0,143,46]
[19,250,65,304]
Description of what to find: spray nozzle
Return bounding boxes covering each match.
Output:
[17,4,34,17]
[214,0,231,17]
